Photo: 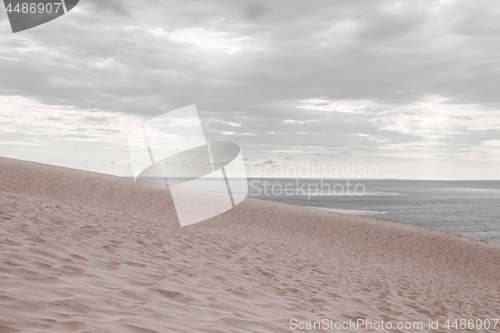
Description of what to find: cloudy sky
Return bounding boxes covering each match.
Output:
[1,0,500,179]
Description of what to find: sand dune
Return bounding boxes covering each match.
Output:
[308,207,384,215]
[0,157,499,332]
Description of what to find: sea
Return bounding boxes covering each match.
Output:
[246,178,500,243]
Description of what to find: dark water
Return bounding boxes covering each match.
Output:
[247,178,500,242]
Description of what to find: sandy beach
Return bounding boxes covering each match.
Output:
[0,157,499,332]
[308,207,384,216]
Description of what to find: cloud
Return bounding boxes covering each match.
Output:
[1,0,500,178]
[207,119,242,127]
[0,95,144,144]
[241,1,271,20]
[0,140,48,146]
[85,0,131,16]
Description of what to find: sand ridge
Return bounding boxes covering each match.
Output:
[0,157,499,332]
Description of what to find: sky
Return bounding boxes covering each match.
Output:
[1,0,500,179]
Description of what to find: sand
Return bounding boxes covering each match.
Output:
[309,207,384,216]
[0,157,499,332]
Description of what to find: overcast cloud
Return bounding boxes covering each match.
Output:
[1,0,500,178]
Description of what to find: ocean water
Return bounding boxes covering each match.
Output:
[246,178,500,243]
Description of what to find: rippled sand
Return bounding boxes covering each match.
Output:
[0,157,499,332]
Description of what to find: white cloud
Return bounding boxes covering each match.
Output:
[484,140,500,147]
[378,141,448,150]
[208,119,242,127]
[375,96,500,136]
[0,96,145,144]
[297,98,382,113]
[283,119,315,125]
[150,27,251,55]
[0,140,49,146]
